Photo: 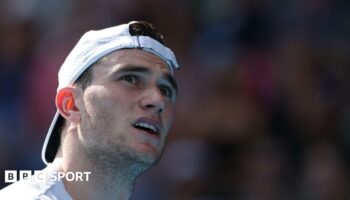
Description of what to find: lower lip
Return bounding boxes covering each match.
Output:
[133,127,160,140]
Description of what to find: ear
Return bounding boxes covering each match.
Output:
[56,87,81,124]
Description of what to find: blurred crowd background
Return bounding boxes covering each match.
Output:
[0,0,350,199]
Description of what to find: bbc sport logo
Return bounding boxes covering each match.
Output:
[5,170,91,183]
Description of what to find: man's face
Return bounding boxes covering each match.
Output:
[76,49,177,167]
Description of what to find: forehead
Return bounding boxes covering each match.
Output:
[93,49,170,73]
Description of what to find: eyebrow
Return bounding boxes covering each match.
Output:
[117,66,151,74]
[116,65,178,92]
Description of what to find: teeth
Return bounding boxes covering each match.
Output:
[135,122,157,133]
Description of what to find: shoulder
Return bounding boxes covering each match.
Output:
[0,165,72,200]
[0,179,47,200]
[0,177,71,200]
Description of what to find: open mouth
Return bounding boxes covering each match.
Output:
[133,121,160,136]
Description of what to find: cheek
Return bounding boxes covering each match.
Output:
[163,104,175,131]
[82,85,136,129]
[82,87,121,128]
[84,88,107,116]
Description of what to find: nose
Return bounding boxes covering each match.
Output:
[139,88,165,114]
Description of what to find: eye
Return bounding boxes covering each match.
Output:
[159,86,174,98]
[121,74,138,85]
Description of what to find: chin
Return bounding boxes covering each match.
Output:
[131,143,162,165]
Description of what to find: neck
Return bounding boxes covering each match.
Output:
[69,166,133,200]
[62,150,148,200]
[56,147,148,199]
[56,127,151,200]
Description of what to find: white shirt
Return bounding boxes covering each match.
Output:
[0,161,73,200]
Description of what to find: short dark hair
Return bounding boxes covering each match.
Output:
[129,21,165,44]
[46,21,167,162]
